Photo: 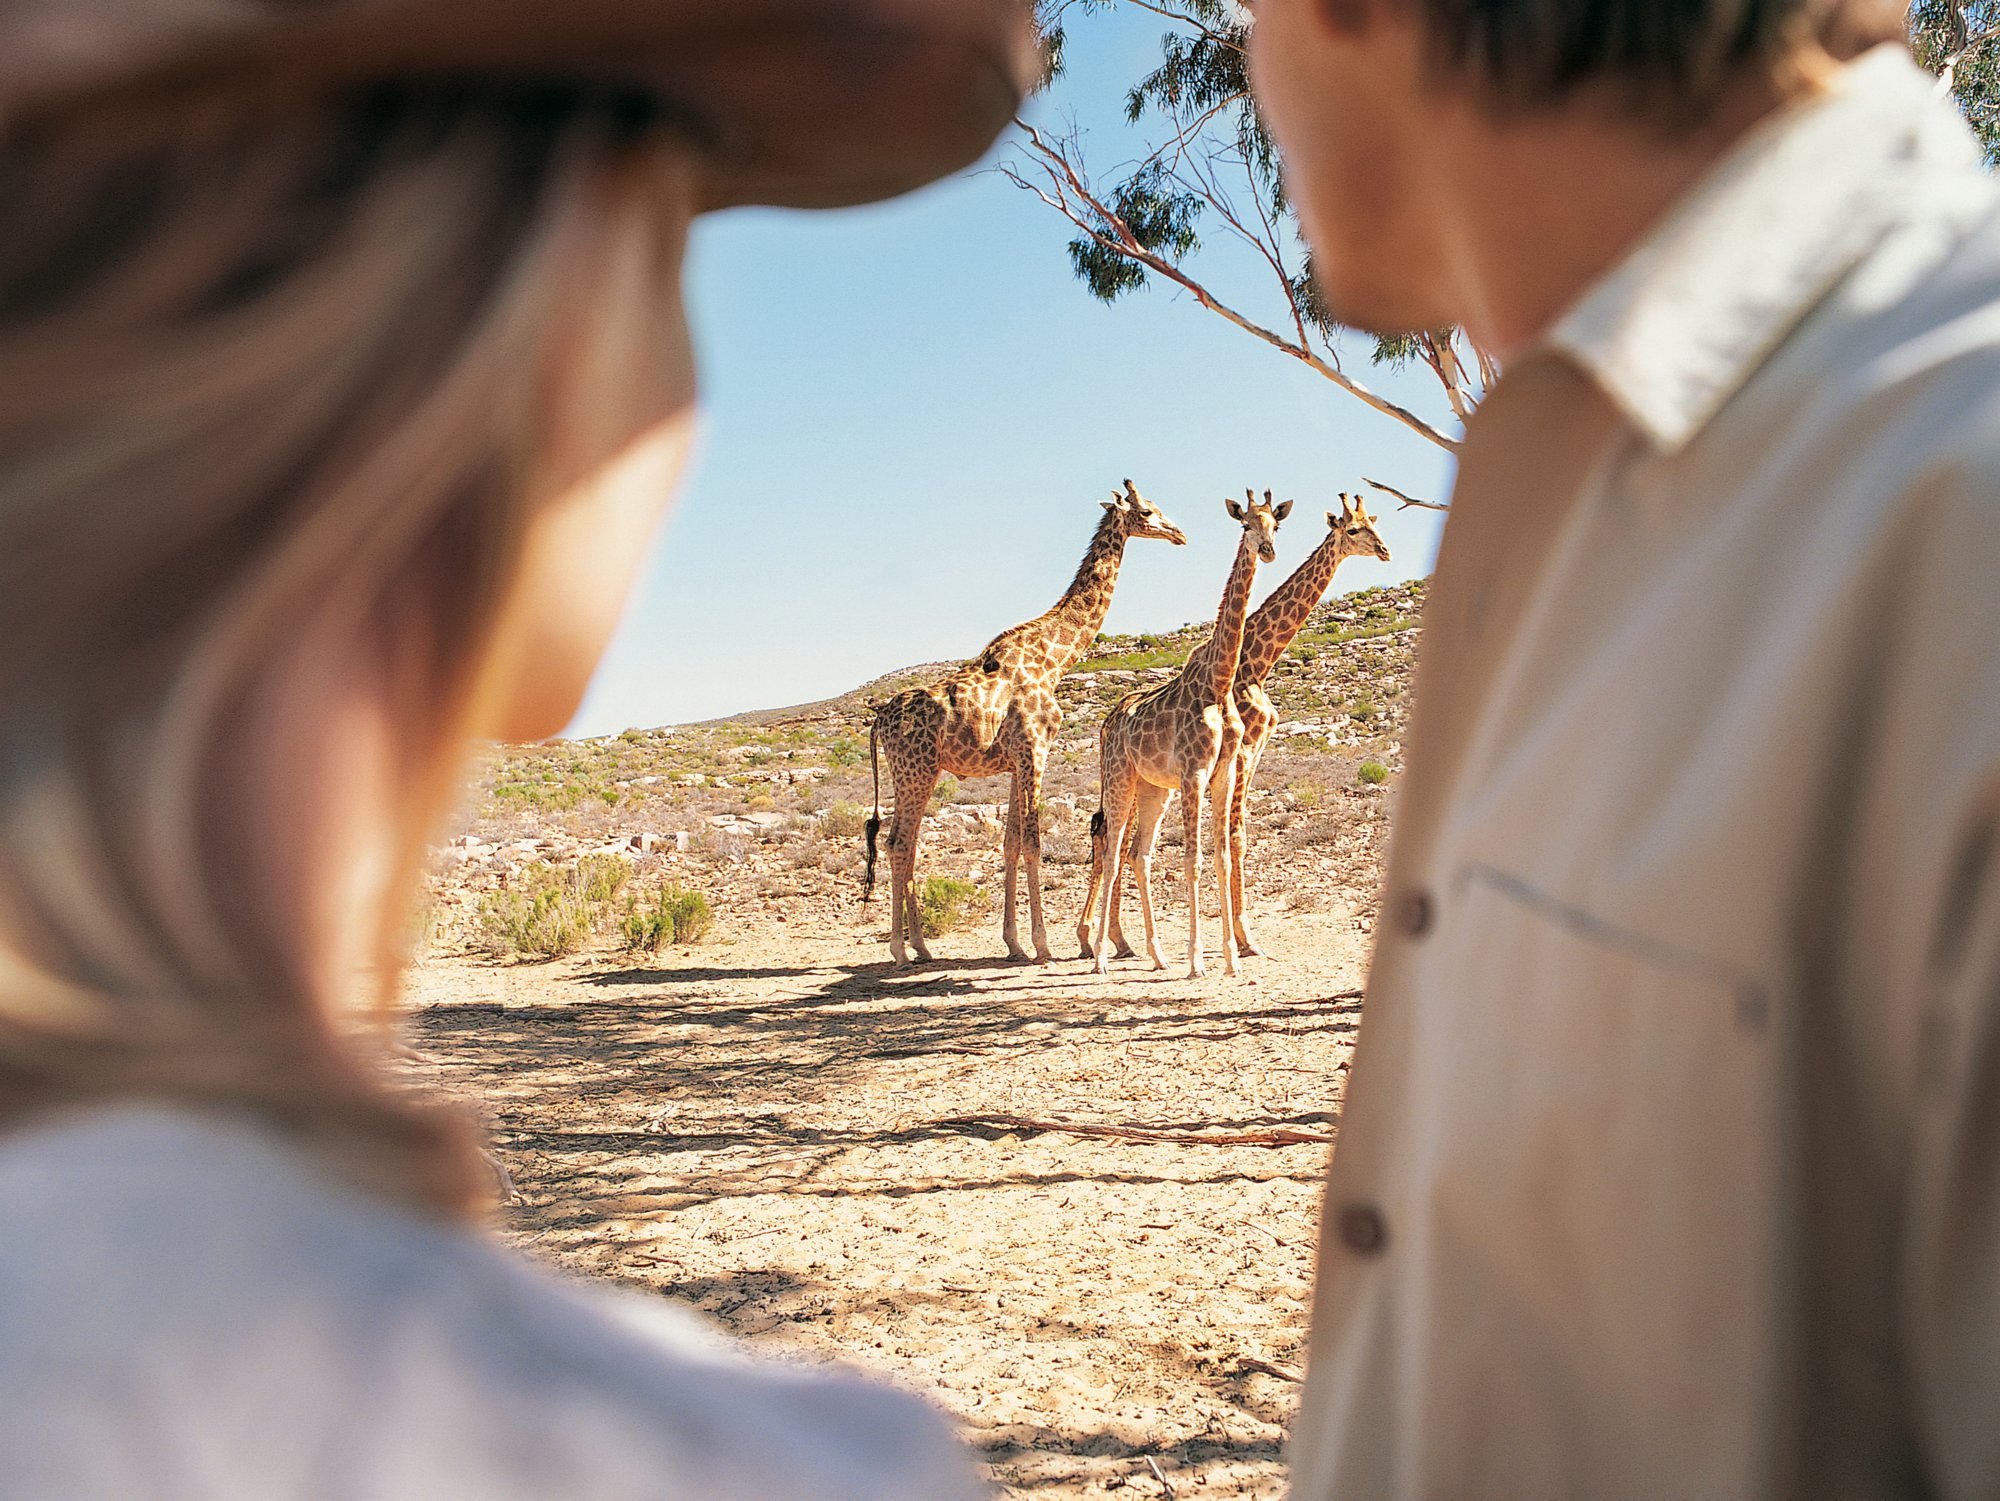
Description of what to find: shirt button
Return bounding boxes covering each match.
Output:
[1337,1202,1388,1255]
[1395,888,1434,938]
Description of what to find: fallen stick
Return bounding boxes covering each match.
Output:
[933,1113,1335,1147]
[1236,1356,1305,1383]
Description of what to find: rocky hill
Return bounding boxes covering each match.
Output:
[424,577,1425,958]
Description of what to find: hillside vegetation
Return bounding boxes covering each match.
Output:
[425,578,1423,959]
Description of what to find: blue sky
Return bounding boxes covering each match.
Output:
[568,14,1460,735]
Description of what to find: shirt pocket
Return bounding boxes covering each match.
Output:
[1412,862,1779,1494]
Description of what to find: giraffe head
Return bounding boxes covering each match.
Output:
[1331,492,1392,562]
[1225,487,1291,563]
[1104,478,1188,546]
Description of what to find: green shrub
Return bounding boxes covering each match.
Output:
[1349,698,1378,723]
[480,884,589,959]
[1357,761,1389,785]
[745,791,776,813]
[1287,778,1324,810]
[914,876,982,938]
[478,856,633,959]
[622,885,715,950]
[929,775,958,811]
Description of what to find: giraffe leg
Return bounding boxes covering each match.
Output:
[1077,811,1104,959]
[1104,818,1137,961]
[1232,736,1264,956]
[1017,748,1053,963]
[1224,764,1256,964]
[1092,781,1139,976]
[888,766,937,966]
[1001,773,1028,962]
[1129,782,1171,970]
[1210,756,1240,978]
[1180,773,1207,980]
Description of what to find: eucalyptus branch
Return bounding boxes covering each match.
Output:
[1144,91,1248,180]
[1011,121,1461,451]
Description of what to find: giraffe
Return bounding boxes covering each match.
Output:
[1083,492,1390,963]
[1221,492,1391,955]
[864,480,1187,965]
[1082,489,1288,979]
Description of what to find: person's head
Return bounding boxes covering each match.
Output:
[0,0,1030,1215]
[1249,0,1906,345]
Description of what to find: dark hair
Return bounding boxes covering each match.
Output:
[1417,0,1894,121]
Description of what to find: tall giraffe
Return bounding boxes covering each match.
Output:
[865,480,1187,965]
[1083,490,1288,979]
[1084,493,1390,962]
[1222,493,1390,955]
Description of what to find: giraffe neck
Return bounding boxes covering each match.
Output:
[1041,509,1131,670]
[1238,533,1362,687]
[1201,531,1260,704]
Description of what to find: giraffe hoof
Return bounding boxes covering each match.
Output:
[1112,943,1136,961]
[1237,940,1266,959]
[1092,956,1111,976]
[1034,949,1054,966]
[1188,962,1207,980]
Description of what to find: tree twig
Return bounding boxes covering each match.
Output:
[1362,475,1449,513]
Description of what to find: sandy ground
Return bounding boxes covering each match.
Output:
[402,890,1372,1498]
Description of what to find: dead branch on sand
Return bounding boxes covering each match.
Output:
[935,1113,1335,1147]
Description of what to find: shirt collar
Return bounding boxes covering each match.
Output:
[1542,45,1983,454]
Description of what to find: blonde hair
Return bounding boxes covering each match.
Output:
[0,83,693,1215]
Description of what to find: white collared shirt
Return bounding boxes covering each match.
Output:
[1289,47,2000,1500]
[0,1107,984,1500]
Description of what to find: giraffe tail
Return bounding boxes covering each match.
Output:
[862,713,882,901]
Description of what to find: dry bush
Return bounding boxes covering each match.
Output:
[694,827,749,865]
[820,799,870,840]
[1286,814,1353,849]
[1041,827,1093,866]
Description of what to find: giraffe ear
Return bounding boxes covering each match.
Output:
[1326,509,1340,529]
[1273,499,1294,522]
[1225,494,1246,522]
